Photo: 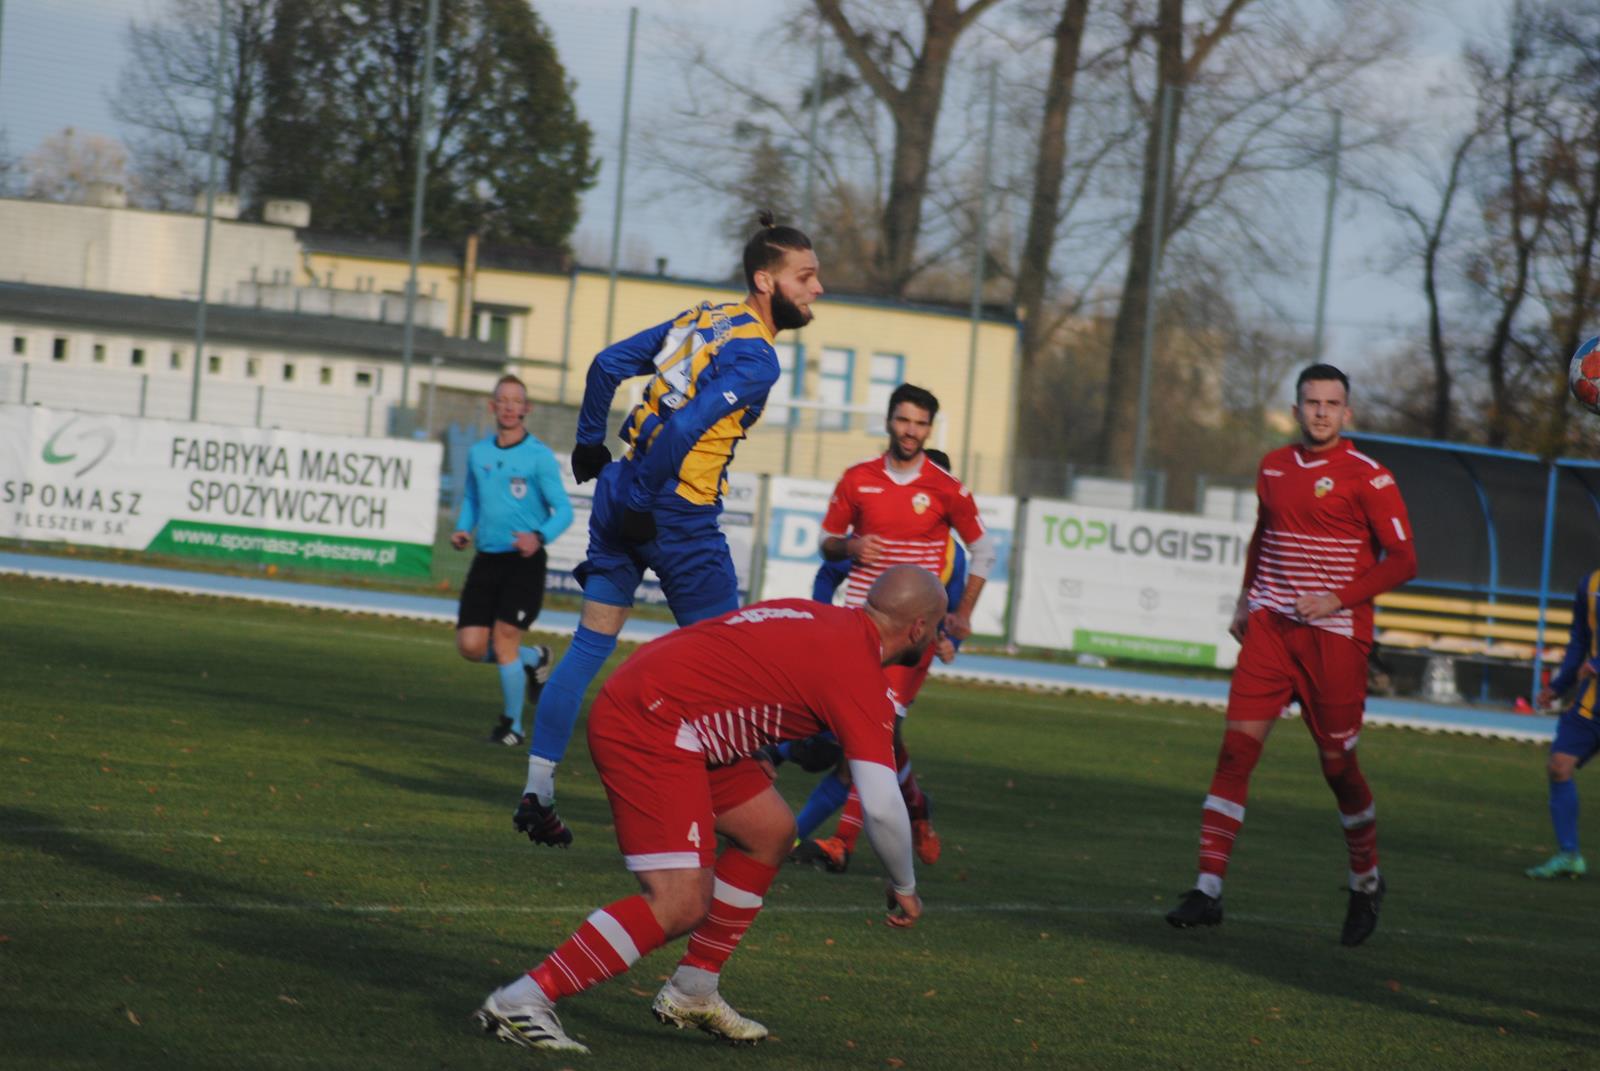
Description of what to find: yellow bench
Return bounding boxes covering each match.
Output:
[1373,592,1570,664]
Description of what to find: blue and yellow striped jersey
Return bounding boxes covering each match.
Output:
[576,301,779,510]
[1551,569,1600,719]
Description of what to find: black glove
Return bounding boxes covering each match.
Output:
[619,507,657,545]
[571,442,612,484]
[790,734,844,772]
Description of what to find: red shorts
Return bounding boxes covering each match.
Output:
[585,687,771,871]
[1228,609,1368,748]
[884,639,937,713]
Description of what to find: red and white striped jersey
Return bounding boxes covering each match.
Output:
[821,454,986,607]
[599,600,899,772]
[1244,439,1414,647]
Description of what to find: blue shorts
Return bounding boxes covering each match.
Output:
[1552,707,1600,767]
[573,462,740,626]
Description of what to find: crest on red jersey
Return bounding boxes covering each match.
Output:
[1314,476,1334,498]
[911,491,931,514]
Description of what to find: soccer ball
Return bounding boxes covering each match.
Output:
[1571,335,1600,413]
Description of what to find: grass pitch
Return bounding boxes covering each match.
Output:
[1,573,1597,1070]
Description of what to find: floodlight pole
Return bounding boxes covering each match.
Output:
[189,0,229,422]
[1311,110,1342,360]
[962,66,998,483]
[603,7,639,347]
[399,0,441,434]
[1131,83,1175,507]
[785,32,825,476]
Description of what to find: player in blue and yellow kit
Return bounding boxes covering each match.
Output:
[1528,569,1600,878]
[513,214,824,846]
[451,375,574,747]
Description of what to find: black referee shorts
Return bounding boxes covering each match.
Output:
[456,549,548,630]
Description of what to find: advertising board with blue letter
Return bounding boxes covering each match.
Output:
[760,475,1016,637]
[1013,499,1254,668]
[541,462,759,605]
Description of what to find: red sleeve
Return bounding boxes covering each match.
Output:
[1239,460,1269,595]
[822,660,899,771]
[820,471,857,537]
[1334,469,1417,607]
[947,481,986,546]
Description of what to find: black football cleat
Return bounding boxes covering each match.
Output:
[1165,888,1224,928]
[486,717,523,747]
[1340,875,1386,947]
[513,793,573,847]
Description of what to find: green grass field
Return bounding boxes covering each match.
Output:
[2,572,1597,1070]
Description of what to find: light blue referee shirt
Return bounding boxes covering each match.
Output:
[455,433,574,553]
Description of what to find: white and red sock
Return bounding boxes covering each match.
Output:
[1195,729,1264,893]
[679,850,779,975]
[530,894,665,1001]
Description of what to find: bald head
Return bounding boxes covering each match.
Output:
[863,566,947,667]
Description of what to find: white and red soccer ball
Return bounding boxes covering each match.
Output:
[1571,335,1600,413]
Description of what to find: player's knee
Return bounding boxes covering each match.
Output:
[455,632,487,662]
[1217,729,1265,774]
[1548,755,1577,782]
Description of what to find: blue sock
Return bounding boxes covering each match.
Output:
[497,661,524,732]
[795,774,851,840]
[1550,778,1580,854]
[528,626,618,763]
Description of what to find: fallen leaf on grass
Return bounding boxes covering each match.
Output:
[1249,1037,1262,1046]
[629,987,652,998]
[1523,1010,1540,1019]
[277,995,300,1005]
[886,1059,905,1068]
[1385,980,1401,992]
[125,1009,141,1026]
[922,989,937,998]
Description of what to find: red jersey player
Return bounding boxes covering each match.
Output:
[472,566,946,1055]
[1166,364,1416,946]
[792,384,997,872]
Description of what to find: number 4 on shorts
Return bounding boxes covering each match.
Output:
[686,822,701,848]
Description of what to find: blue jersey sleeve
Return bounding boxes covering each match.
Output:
[576,316,678,446]
[625,340,779,511]
[1551,578,1597,696]
[533,445,574,544]
[812,557,852,603]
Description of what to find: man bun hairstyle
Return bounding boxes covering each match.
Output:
[743,210,813,290]
[1295,362,1349,401]
[888,382,940,421]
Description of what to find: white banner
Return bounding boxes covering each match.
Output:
[758,474,1016,637]
[539,463,760,605]
[0,404,441,576]
[1013,499,1254,668]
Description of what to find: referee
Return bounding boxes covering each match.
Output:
[452,374,574,746]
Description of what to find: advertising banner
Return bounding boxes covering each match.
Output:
[1013,499,1254,668]
[0,404,440,576]
[538,462,760,605]
[759,475,1017,637]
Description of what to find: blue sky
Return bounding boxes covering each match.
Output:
[0,0,1512,379]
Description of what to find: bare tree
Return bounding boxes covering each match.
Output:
[23,128,132,203]
[1093,0,1409,474]
[112,0,273,208]
[814,0,1008,295]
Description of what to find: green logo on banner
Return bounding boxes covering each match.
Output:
[1072,629,1215,667]
[147,520,432,577]
[42,416,116,476]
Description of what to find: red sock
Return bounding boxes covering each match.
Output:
[531,894,665,1001]
[680,850,779,974]
[898,764,930,821]
[1322,748,1378,876]
[835,788,864,852]
[1197,729,1264,881]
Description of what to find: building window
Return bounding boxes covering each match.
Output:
[11,336,23,356]
[52,337,68,362]
[354,370,374,389]
[245,357,260,378]
[130,347,146,367]
[170,350,183,370]
[817,347,854,430]
[92,343,107,363]
[207,354,222,374]
[867,353,905,425]
[319,366,333,386]
[283,362,296,383]
[764,341,802,427]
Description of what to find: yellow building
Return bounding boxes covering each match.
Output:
[303,236,1021,494]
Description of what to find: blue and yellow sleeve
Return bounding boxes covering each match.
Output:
[576,314,680,445]
[1551,574,1599,696]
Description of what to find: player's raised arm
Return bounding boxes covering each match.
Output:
[848,756,920,925]
[574,315,680,451]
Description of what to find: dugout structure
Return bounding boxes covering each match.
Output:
[1349,432,1600,702]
